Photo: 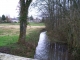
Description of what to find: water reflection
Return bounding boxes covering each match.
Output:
[34,31,50,60]
[34,31,68,60]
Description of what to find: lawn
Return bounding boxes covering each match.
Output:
[0,22,45,58]
[0,22,44,26]
[0,35,18,46]
[29,22,44,26]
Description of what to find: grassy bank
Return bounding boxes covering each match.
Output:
[0,23,45,58]
[0,35,18,46]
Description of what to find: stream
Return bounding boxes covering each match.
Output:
[34,31,68,60]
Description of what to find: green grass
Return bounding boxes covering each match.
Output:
[0,29,41,58]
[0,22,44,26]
[8,30,40,57]
[26,29,40,43]
[28,22,44,26]
[0,23,44,57]
[0,35,18,46]
[0,29,40,46]
[0,23,20,25]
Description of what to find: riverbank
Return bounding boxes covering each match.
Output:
[0,23,45,58]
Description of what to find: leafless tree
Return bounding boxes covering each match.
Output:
[34,0,80,59]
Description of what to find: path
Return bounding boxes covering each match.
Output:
[0,53,38,60]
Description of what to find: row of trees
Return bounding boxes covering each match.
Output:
[0,15,34,23]
[34,0,80,60]
[0,15,11,22]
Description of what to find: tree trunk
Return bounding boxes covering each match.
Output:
[18,19,27,44]
[18,0,32,44]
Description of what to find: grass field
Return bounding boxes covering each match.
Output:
[0,22,45,57]
[0,22,44,26]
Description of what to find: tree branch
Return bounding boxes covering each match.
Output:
[26,0,32,8]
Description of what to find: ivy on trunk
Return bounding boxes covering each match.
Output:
[18,0,32,44]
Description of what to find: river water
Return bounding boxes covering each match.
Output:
[34,31,68,60]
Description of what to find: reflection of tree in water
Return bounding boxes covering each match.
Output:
[49,43,68,60]
[34,32,68,60]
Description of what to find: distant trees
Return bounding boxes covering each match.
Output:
[6,16,11,23]
[0,17,2,22]
[41,17,45,23]
[29,15,34,20]
[1,15,6,22]
[0,15,12,23]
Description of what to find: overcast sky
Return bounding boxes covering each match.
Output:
[0,0,38,18]
[0,0,19,17]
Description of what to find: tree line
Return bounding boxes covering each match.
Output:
[34,0,80,60]
[0,15,11,23]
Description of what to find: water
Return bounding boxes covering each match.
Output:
[34,31,68,60]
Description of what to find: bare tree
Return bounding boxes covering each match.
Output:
[34,0,80,59]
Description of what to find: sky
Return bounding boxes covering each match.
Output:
[0,0,38,18]
[0,0,19,18]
